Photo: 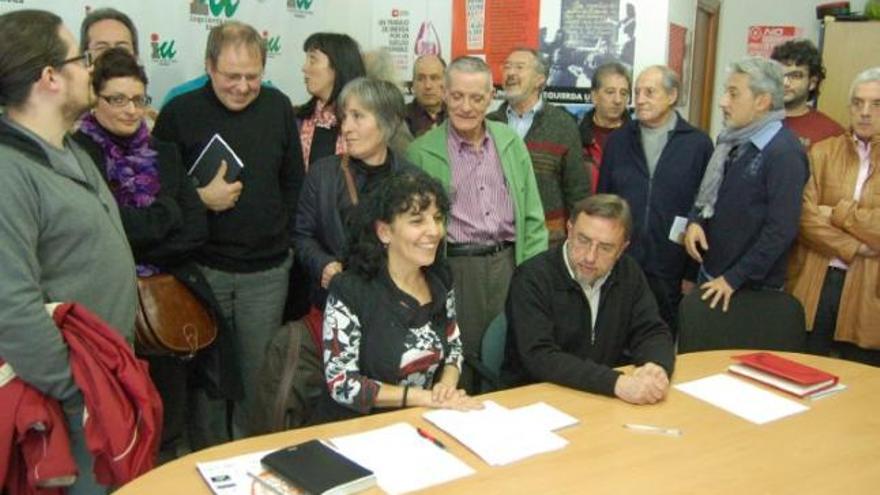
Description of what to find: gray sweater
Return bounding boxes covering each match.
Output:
[0,118,137,401]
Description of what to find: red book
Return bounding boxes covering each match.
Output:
[728,352,839,398]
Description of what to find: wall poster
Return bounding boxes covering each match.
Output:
[452,0,639,105]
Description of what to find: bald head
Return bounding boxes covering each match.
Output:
[412,54,446,113]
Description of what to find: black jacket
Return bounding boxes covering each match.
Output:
[292,151,416,307]
[578,107,631,150]
[502,244,675,396]
[598,113,713,281]
[73,131,243,400]
[310,263,456,424]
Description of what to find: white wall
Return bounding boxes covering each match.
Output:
[0,0,453,106]
[709,0,867,137]
[630,0,672,85]
[667,0,698,117]
[0,0,678,111]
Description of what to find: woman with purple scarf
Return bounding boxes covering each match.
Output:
[73,48,241,461]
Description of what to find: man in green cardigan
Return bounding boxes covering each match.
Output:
[407,56,548,392]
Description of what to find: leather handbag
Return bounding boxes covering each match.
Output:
[134,273,217,356]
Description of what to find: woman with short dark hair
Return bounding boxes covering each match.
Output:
[72,48,240,459]
[295,32,366,169]
[311,171,482,423]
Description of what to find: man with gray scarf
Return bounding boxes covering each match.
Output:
[684,57,808,312]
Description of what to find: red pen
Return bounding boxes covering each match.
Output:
[416,427,447,449]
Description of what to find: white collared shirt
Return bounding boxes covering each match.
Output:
[562,241,609,332]
[506,98,543,140]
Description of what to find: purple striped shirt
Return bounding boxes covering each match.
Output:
[446,125,515,244]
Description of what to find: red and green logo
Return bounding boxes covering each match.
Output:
[262,31,281,57]
[150,33,177,65]
[287,0,315,17]
[190,0,240,18]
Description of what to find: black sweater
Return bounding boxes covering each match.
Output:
[72,132,207,267]
[153,83,304,272]
[502,244,675,396]
[598,113,713,281]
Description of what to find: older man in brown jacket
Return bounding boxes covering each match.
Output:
[787,67,880,366]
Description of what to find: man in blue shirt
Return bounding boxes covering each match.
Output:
[684,57,808,312]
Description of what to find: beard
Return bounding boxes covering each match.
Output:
[565,242,598,288]
[61,100,90,126]
[60,83,94,128]
[784,90,810,110]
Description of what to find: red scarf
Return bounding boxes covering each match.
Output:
[299,100,346,171]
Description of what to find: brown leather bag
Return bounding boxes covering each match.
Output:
[134,274,217,356]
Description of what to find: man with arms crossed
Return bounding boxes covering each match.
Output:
[0,10,137,493]
[787,67,880,365]
[503,195,674,404]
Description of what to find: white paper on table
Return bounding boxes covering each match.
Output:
[808,383,848,401]
[423,400,568,466]
[329,422,474,495]
[196,449,303,495]
[668,215,689,245]
[509,402,579,431]
[675,373,809,424]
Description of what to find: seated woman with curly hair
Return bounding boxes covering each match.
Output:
[311,171,482,423]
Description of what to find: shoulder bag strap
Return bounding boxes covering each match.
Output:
[271,320,305,430]
[340,154,358,206]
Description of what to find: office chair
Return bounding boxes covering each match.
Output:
[678,288,807,354]
[464,313,508,393]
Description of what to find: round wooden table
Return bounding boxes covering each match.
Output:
[117,351,880,494]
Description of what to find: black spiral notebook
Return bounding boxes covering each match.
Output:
[261,439,376,495]
[187,133,244,187]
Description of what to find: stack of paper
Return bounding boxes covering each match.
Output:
[675,374,809,424]
[329,422,474,494]
[509,401,579,431]
[423,400,570,466]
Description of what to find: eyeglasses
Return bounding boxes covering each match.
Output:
[59,51,94,68]
[570,235,620,257]
[99,93,153,109]
[783,70,807,81]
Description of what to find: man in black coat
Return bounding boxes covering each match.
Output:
[598,65,713,332]
[503,194,675,404]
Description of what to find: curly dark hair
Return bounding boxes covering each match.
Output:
[770,39,825,101]
[296,32,366,118]
[345,170,450,280]
[91,47,147,96]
